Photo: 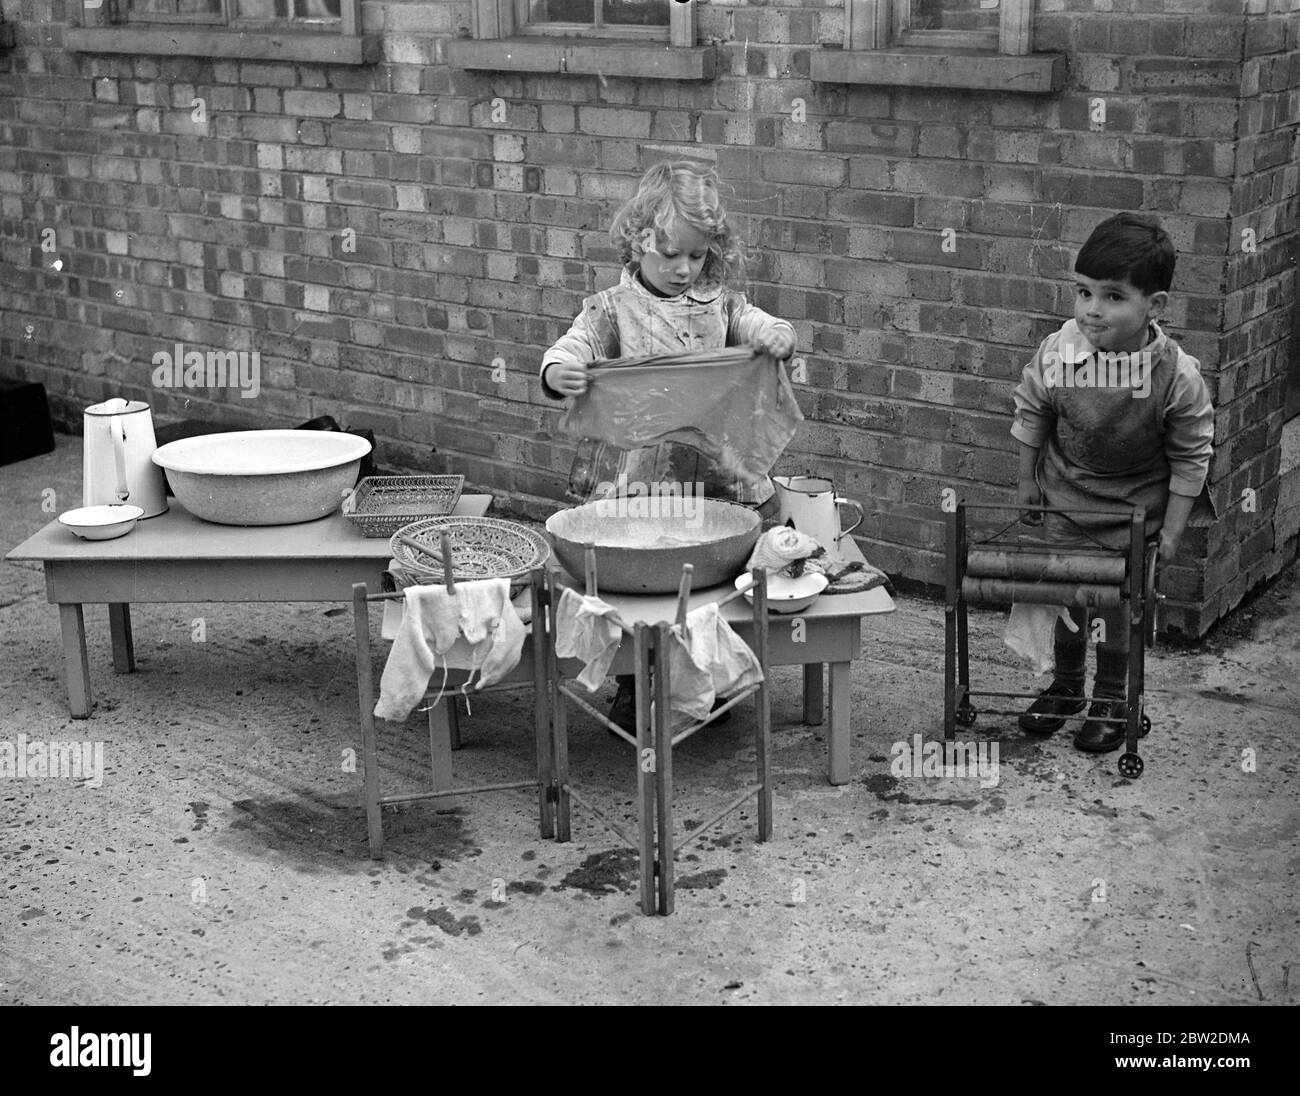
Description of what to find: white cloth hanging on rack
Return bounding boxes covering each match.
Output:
[661,602,764,728]
[1003,602,1079,675]
[374,578,526,721]
[554,587,623,691]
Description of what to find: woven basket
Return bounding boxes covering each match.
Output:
[390,517,550,585]
[342,475,465,537]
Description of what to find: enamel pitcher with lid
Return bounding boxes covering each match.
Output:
[83,398,168,518]
[771,474,864,553]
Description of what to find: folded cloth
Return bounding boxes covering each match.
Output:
[1003,602,1078,675]
[554,587,623,692]
[803,554,895,596]
[374,578,526,721]
[746,525,823,575]
[662,602,764,728]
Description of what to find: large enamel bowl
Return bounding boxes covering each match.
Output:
[151,430,372,526]
[546,497,761,594]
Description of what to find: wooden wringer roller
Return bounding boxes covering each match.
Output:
[944,503,1161,778]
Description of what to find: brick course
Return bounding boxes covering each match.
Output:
[1,0,1296,635]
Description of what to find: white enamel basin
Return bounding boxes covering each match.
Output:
[151,430,372,526]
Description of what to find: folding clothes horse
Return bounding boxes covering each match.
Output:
[352,535,553,858]
[546,548,774,915]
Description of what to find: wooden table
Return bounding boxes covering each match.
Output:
[5,495,493,720]
[8,505,894,785]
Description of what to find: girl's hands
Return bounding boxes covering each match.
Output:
[544,360,589,397]
[751,329,795,361]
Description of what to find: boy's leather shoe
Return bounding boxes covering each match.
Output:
[1073,698,1128,753]
[1018,681,1086,734]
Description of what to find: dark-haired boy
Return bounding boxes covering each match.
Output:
[1012,212,1216,752]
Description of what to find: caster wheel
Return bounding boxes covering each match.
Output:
[956,704,977,727]
[1140,714,1151,738]
[1118,752,1144,779]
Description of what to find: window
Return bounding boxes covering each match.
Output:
[813,0,1060,92]
[96,0,344,29]
[449,0,711,80]
[897,0,1000,49]
[520,0,670,38]
[123,0,227,25]
[844,0,1030,55]
[68,0,372,62]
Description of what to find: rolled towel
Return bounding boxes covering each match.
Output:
[746,525,823,576]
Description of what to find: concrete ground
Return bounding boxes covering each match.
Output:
[1,436,1296,1006]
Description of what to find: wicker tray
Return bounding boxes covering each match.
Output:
[342,475,465,537]
[390,517,551,583]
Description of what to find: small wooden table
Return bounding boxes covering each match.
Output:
[5,496,493,720]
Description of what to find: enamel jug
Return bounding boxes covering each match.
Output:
[771,474,863,553]
[83,398,168,518]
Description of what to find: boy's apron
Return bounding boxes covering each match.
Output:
[1037,338,1196,550]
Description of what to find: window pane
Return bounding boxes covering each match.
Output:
[527,0,596,23]
[236,0,292,16]
[911,0,999,33]
[235,0,340,16]
[130,0,224,14]
[605,0,668,27]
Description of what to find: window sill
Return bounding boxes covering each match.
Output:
[811,47,1064,94]
[64,27,380,64]
[445,36,715,80]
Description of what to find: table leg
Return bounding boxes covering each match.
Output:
[803,663,824,725]
[427,702,458,807]
[58,603,92,719]
[109,603,135,674]
[827,660,851,786]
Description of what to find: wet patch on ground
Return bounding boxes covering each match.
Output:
[675,869,727,890]
[554,849,638,896]
[406,905,483,937]
[223,793,479,872]
[860,773,979,810]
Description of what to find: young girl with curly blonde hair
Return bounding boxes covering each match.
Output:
[541,159,796,507]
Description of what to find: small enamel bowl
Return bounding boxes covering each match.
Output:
[58,504,145,540]
[734,571,829,614]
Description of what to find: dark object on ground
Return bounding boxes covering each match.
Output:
[0,378,56,466]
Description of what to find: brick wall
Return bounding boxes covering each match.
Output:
[1206,0,1300,628]
[0,0,1296,635]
